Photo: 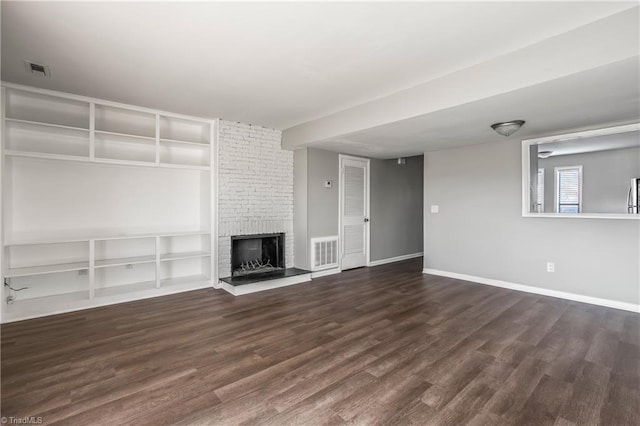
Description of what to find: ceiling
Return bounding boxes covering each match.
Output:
[2,2,639,158]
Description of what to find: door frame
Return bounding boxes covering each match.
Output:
[338,154,370,270]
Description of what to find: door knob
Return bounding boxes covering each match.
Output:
[364,218,370,223]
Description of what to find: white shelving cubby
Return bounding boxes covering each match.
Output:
[1,83,218,323]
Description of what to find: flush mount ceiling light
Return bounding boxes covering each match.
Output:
[490,120,525,137]
[538,150,553,159]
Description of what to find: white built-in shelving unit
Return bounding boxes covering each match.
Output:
[0,83,218,323]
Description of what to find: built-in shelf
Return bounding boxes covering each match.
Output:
[94,255,156,269]
[93,158,158,168]
[4,149,210,171]
[161,274,210,288]
[94,280,157,298]
[160,138,209,147]
[3,290,90,320]
[160,251,211,262]
[6,261,90,278]
[5,149,90,162]
[4,117,90,132]
[95,130,156,141]
[158,162,210,171]
[6,231,211,247]
[2,84,217,323]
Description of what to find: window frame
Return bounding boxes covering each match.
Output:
[536,168,545,213]
[554,165,583,214]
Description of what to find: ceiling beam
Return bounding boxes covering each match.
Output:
[282,8,639,150]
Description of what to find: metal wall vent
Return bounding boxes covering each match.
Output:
[24,61,51,78]
[311,236,339,271]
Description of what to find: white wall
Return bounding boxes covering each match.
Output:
[9,158,206,241]
[217,120,293,278]
[423,139,639,306]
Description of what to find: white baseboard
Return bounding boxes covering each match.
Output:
[422,268,640,313]
[311,268,341,278]
[369,252,423,267]
[220,273,312,296]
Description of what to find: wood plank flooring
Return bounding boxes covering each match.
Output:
[1,258,639,425]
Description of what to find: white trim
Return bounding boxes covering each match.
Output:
[0,87,5,320]
[422,268,640,313]
[368,252,423,267]
[522,122,640,220]
[212,119,221,289]
[311,268,341,278]
[522,212,640,220]
[219,273,311,296]
[338,154,370,270]
[536,168,544,213]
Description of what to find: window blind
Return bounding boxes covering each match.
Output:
[556,166,581,213]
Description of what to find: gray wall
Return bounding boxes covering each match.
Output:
[294,147,424,268]
[307,148,339,239]
[424,139,640,305]
[539,146,640,213]
[370,156,424,261]
[293,148,340,270]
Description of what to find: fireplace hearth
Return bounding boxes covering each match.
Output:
[220,232,310,289]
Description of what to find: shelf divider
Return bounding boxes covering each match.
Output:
[155,113,160,165]
[94,255,156,268]
[4,117,90,133]
[89,103,95,161]
[160,251,211,262]
[6,261,90,278]
[155,236,161,289]
[89,239,95,299]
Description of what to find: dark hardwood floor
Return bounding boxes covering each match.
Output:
[1,258,639,425]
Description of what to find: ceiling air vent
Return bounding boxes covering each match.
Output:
[24,61,50,78]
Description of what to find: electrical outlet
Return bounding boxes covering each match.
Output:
[547,262,555,273]
[78,269,88,276]
[126,264,133,269]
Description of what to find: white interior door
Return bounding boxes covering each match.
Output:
[340,155,369,270]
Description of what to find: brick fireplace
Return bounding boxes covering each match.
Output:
[217,120,294,281]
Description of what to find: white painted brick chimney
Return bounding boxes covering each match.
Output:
[218,120,294,279]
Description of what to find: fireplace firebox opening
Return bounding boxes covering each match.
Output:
[231,233,285,277]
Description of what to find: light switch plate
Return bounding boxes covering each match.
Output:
[431,205,439,213]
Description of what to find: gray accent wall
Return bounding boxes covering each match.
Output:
[423,139,640,305]
[308,148,339,239]
[538,146,640,214]
[293,148,340,270]
[370,156,424,261]
[294,147,424,269]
